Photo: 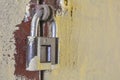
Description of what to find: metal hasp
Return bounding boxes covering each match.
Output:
[26,4,59,71]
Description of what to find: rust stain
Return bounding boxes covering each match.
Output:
[14,1,39,80]
[13,0,59,80]
[43,23,49,37]
[14,20,39,80]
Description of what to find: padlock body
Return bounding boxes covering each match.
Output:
[26,36,58,71]
[26,36,37,68]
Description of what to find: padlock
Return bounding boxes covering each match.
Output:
[26,5,58,71]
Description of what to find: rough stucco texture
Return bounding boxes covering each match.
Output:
[48,0,120,80]
[1,0,120,80]
[0,0,29,80]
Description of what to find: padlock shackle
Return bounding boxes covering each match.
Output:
[30,4,51,36]
[51,20,56,37]
[30,10,43,36]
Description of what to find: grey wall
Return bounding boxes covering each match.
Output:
[0,0,28,79]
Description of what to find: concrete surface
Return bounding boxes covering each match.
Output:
[0,0,28,80]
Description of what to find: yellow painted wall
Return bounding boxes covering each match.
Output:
[47,0,120,80]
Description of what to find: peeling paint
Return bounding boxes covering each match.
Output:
[14,0,59,80]
[14,20,39,80]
